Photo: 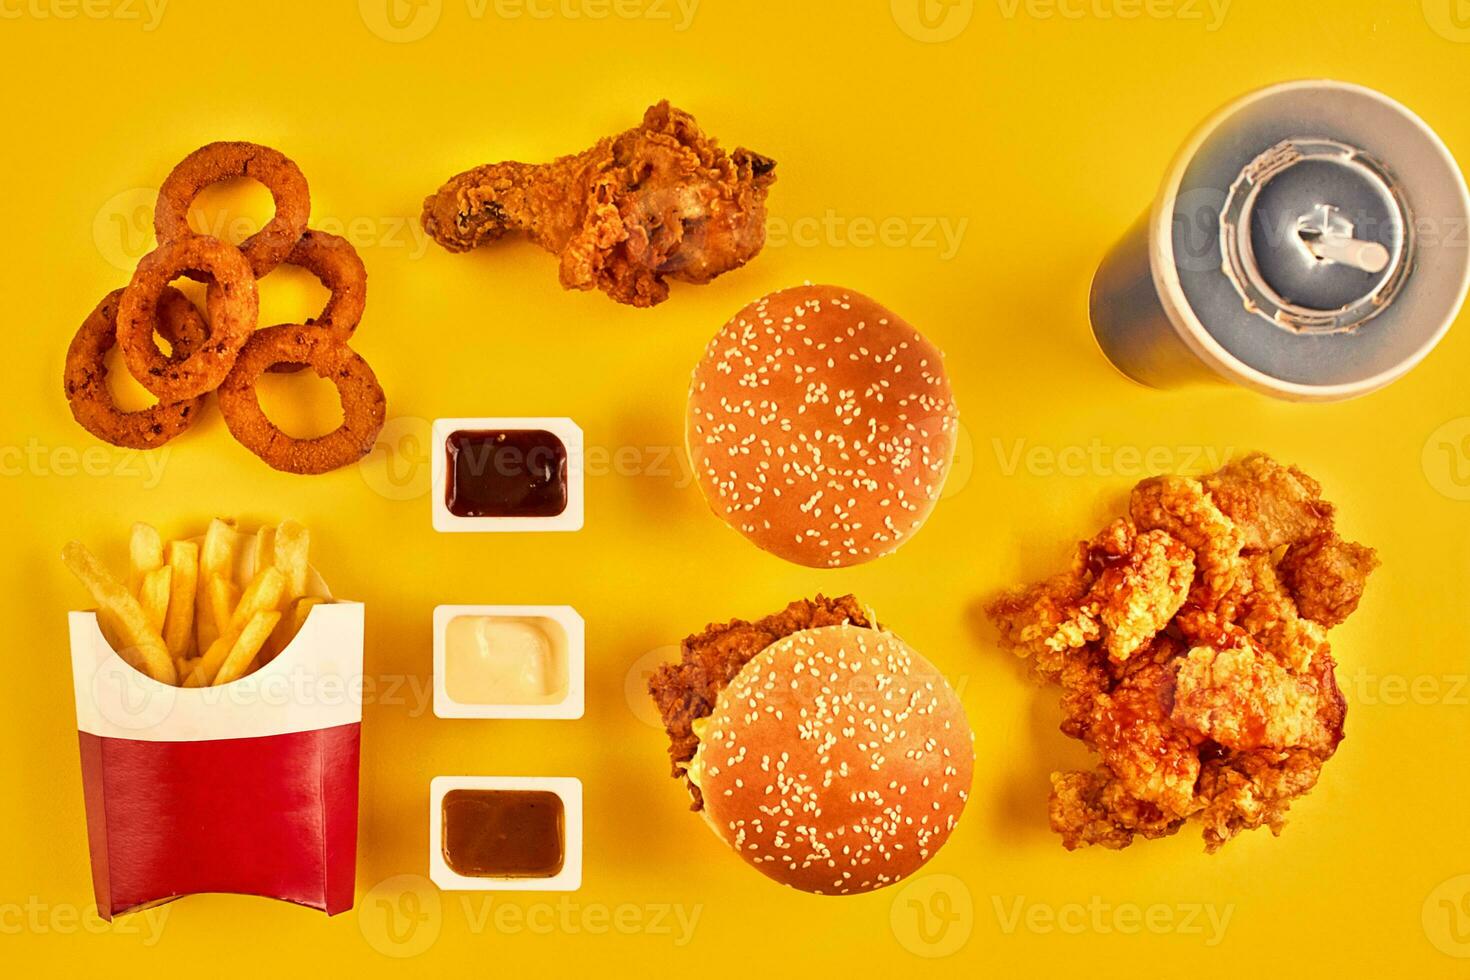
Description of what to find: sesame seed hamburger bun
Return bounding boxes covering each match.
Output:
[687,285,959,568]
[687,623,973,895]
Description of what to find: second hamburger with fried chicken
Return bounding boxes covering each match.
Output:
[649,597,973,895]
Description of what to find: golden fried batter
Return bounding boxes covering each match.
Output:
[647,595,872,809]
[988,454,1375,852]
[421,102,776,307]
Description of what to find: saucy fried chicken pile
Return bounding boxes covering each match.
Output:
[988,454,1378,852]
[648,595,872,809]
[422,101,776,307]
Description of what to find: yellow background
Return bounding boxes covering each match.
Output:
[2,0,1468,975]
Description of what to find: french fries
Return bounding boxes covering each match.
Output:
[62,542,178,685]
[139,566,173,633]
[128,523,163,593]
[211,611,282,687]
[185,567,286,687]
[161,541,199,663]
[62,520,328,689]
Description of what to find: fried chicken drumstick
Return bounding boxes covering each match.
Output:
[421,101,776,308]
[988,454,1377,852]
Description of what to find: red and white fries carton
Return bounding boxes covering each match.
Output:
[68,600,363,920]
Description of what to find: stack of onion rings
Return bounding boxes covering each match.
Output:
[218,326,387,475]
[64,287,210,450]
[63,141,387,474]
[154,141,310,279]
[116,235,259,402]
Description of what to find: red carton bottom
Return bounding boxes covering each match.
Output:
[79,723,361,919]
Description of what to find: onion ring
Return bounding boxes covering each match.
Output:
[64,288,209,450]
[154,142,310,278]
[217,325,387,475]
[116,235,259,403]
[266,229,368,373]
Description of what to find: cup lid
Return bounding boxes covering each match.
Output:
[1153,80,1470,395]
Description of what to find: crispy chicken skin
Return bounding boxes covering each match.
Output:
[648,595,872,809]
[422,101,776,307]
[989,454,1374,852]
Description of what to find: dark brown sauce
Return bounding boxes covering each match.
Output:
[442,789,565,878]
[445,430,568,519]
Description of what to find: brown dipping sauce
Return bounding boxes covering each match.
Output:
[445,430,568,519]
[442,789,565,878]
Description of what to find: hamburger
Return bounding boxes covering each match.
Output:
[649,596,973,895]
[686,285,959,568]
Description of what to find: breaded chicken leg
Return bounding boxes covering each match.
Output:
[422,101,776,307]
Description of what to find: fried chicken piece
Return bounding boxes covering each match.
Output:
[422,101,777,307]
[647,595,871,809]
[1084,661,1203,814]
[1130,474,1244,594]
[1090,525,1195,664]
[1196,748,1328,853]
[988,454,1373,852]
[989,520,1192,667]
[1280,532,1381,627]
[1049,770,1187,850]
[1177,552,1330,673]
[1171,640,1345,753]
[1203,453,1335,552]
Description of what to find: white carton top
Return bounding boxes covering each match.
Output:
[70,602,365,743]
